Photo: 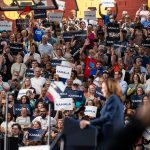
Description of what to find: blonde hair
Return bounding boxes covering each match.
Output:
[104,78,124,102]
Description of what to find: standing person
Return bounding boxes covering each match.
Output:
[80,78,124,150]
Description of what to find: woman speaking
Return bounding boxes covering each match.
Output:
[80,78,124,149]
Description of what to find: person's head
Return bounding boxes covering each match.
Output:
[9,34,15,43]
[30,42,38,54]
[20,107,28,117]
[87,76,94,86]
[138,47,144,55]
[88,84,96,95]
[101,78,123,101]
[86,100,95,106]
[7,112,13,122]
[102,70,109,80]
[114,71,122,80]
[0,14,5,21]
[135,57,142,67]
[0,90,6,98]
[42,35,48,44]
[8,94,14,104]
[133,65,141,74]
[34,67,41,77]
[37,102,44,111]
[87,24,93,33]
[15,54,23,63]
[11,123,21,136]
[22,78,31,89]
[40,107,47,118]
[21,95,29,104]
[1,31,7,38]
[132,73,141,84]
[122,11,128,17]
[46,28,52,37]
[107,7,112,15]
[56,48,63,57]
[141,4,148,10]
[80,21,86,30]
[32,121,41,129]
[109,15,115,23]
[57,119,63,130]
[136,87,144,96]
[31,60,38,69]
[142,95,150,105]
[70,9,76,19]
[40,87,47,97]
[89,49,95,59]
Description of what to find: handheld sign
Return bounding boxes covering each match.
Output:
[17,89,34,100]
[19,145,50,150]
[107,23,120,33]
[106,36,114,46]
[10,43,23,54]
[101,0,115,7]
[142,39,150,48]
[56,0,65,10]
[28,128,45,141]
[0,21,12,31]
[84,106,97,118]
[50,59,62,67]
[16,19,29,31]
[54,98,73,110]
[56,65,72,79]
[84,11,96,20]
[49,12,63,22]
[34,10,47,19]
[13,104,31,116]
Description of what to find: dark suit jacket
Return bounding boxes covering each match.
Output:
[90,94,124,139]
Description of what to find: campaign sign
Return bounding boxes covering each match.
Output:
[51,59,62,67]
[54,98,73,110]
[84,106,97,118]
[49,12,63,22]
[10,43,23,53]
[17,89,34,99]
[107,23,120,33]
[95,87,105,101]
[63,30,87,42]
[13,104,31,116]
[56,65,72,79]
[16,19,29,31]
[106,36,114,46]
[0,21,12,31]
[34,9,47,19]
[25,69,34,78]
[19,145,50,150]
[56,0,65,10]
[84,11,96,20]
[142,39,150,48]
[61,89,84,102]
[28,128,45,141]
[101,0,115,7]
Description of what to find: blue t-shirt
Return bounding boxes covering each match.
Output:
[33,28,45,42]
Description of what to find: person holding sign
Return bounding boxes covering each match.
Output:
[99,1,118,25]
[80,78,124,149]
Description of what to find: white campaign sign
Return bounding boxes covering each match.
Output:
[17,89,34,99]
[56,65,72,79]
[49,12,63,22]
[56,0,65,10]
[0,21,12,31]
[84,11,96,20]
[101,0,115,7]
[84,106,97,117]
[19,145,50,150]
[54,98,73,110]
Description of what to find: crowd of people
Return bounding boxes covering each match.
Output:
[0,2,150,150]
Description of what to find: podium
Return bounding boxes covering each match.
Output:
[63,117,98,150]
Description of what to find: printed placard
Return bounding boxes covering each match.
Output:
[84,106,97,117]
[106,36,114,46]
[49,12,63,22]
[101,0,115,7]
[56,0,65,10]
[142,39,150,48]
[28,128,45,141]
[56,65,72,79]
[34,9,47,19]
[0,21,12,31]
[51,59,62,67]
[54,98,73,110]
[107,23,120,33]
[10,43,23,53]
[19,145,50,150]
[84,11,96,20]
[16,19,29,30]
[17,89,34,99]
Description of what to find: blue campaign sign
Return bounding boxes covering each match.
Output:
[13,104,31,116]
[50,59,62,67]
[61,89,84,102]
[28,128,45,141]
[95,87,105,101]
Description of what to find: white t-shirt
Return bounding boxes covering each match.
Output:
[38,43,53,56]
